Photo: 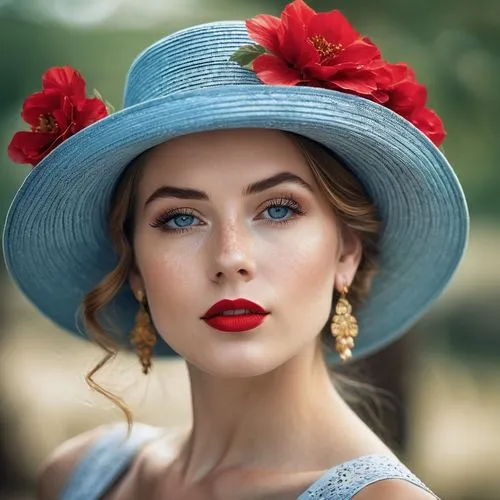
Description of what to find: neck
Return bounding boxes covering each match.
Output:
[176,340,353,485]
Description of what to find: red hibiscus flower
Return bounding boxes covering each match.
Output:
[405,107,446,147]
[234,0,385,98]
[231,0,446,146]
[378,63,446,146]
[8,66,109,167]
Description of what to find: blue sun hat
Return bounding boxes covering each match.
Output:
[3,1,468,362]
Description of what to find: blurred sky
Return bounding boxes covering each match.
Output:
[1,0,230,28]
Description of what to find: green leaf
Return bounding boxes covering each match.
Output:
[229,44,266,69]
[93,88,115,114]
[93,88,104,101]
[104,100,115,114]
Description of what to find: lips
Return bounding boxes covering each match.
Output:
[202,298,269,333]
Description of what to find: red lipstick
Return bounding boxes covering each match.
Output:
[202,298,269,333]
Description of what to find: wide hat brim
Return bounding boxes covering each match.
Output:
[3,78,468,363]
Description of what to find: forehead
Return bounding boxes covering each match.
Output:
[136,128,316,188]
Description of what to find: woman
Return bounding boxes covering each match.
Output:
[4,1,468,498]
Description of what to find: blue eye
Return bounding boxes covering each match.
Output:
[261,197,304,222]
[166,213,198,228]
[150,210,202,232]
[265,206,291,220]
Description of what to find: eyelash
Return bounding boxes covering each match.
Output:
[149,195,306,233]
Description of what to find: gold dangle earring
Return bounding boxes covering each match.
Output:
[130,290,156,374]
[330,285,358,362]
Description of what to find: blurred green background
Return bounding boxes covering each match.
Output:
[0,1,499,499]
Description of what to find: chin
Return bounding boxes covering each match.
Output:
[186,342,290,378]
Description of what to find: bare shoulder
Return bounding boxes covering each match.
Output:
[36,423,116,500]
[353,479,438,499]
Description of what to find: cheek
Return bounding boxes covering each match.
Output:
[269,219,339,297]
[256,217,340,343]
[134,236,201,313]
[136,241,205,352]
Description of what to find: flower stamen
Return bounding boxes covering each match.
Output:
[36,114,58,133]
[309,35,343,62]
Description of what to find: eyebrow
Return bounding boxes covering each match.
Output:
[144,171,314,206]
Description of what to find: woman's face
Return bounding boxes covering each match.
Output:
[130,129,361,377]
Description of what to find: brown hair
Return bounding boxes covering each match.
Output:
[82,131,381,433]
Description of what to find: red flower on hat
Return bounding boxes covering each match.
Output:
[379,63,446,146]
[238,0,385,98]
[231,0,446,146]
[8,66,109,167]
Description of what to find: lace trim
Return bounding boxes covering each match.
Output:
[298,454,439,499]
[61,424,439,500]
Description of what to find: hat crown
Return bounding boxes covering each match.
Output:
[124,22,260,107]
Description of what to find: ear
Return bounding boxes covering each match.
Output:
[335,226,362,290]
[128,264,145,299]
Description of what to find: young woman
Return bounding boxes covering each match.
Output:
[4,1,468,498]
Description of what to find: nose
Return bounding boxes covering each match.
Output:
[208,219,256,284]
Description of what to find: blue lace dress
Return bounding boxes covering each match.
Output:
[60,423,439,499]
